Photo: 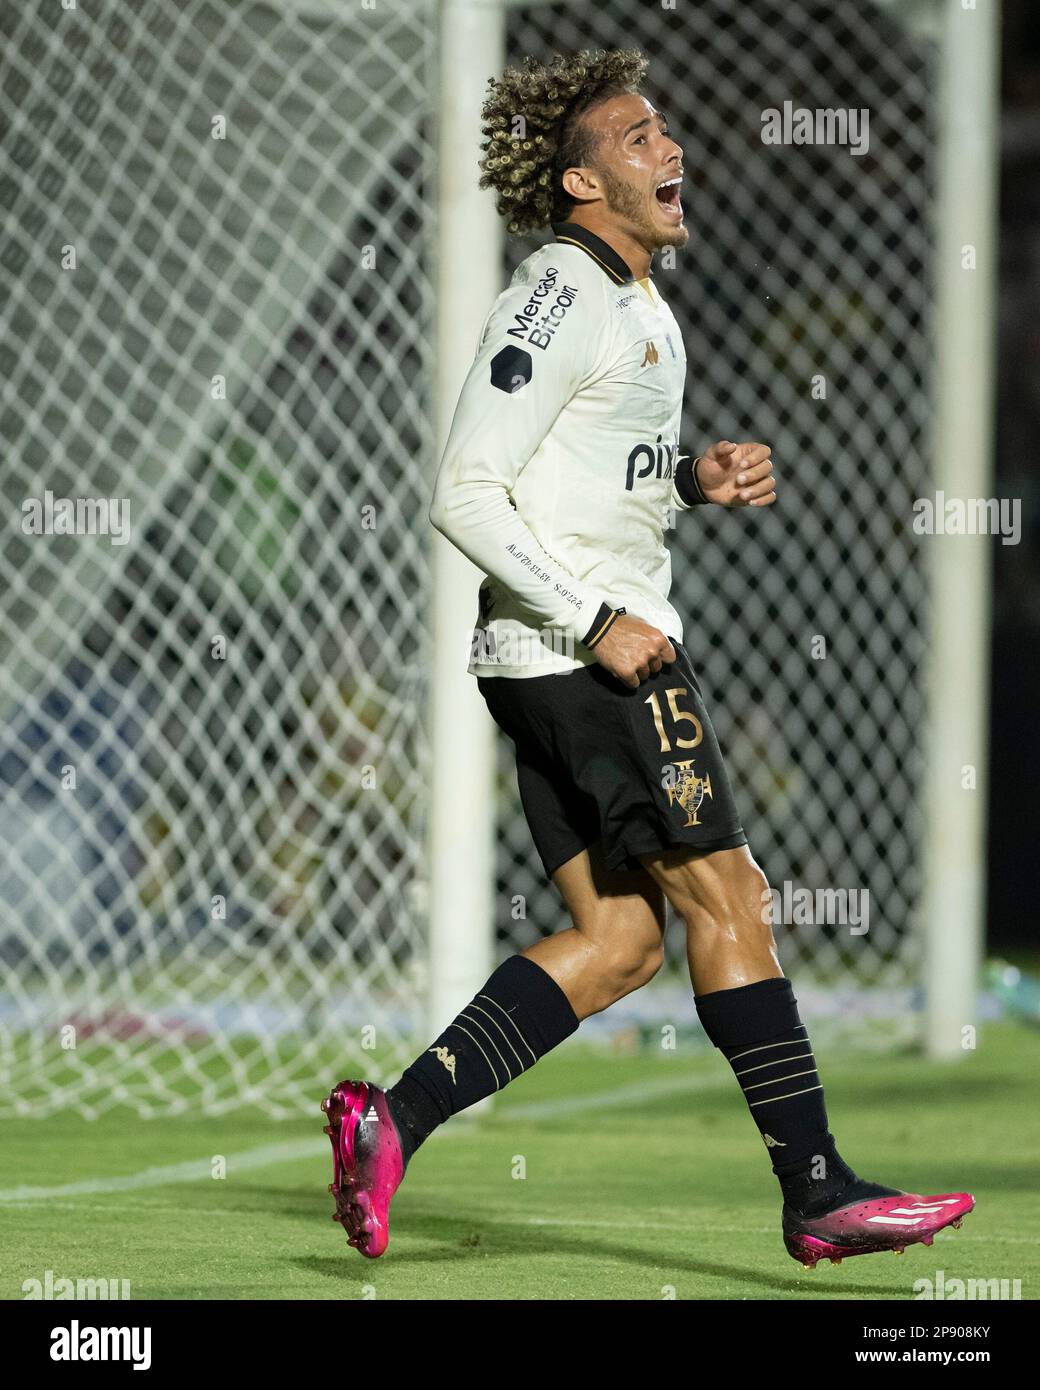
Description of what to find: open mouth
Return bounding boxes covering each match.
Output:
[654,176,683,220]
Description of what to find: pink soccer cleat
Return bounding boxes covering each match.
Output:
[784,1190,976,1269]
[321,1079,405,1258]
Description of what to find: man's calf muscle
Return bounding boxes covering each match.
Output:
[638,844,781,993]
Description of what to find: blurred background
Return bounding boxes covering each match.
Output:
[0,0,1033,1121]
[992,0,1040,946]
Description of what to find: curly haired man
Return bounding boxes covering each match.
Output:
[321,48,973,1270]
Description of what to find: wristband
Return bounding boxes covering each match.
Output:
[674,454,711,506]
[582,603,627,650]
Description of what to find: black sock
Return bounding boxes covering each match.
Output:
[387,954,579,1164]
[695,977,888,1217]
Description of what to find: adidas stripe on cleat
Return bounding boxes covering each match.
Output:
[783,1191,976,1270]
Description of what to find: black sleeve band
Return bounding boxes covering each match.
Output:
[675,454,711,506]
[582,603,626,650]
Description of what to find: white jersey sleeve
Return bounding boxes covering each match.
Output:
[429,263,618,648]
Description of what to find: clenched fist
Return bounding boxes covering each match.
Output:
[693,440,776,507]
[591,615,675,689]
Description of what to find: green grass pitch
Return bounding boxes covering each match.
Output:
[2,1021,1036,1301]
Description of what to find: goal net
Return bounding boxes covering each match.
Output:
[495,0,937,1052]
[1,0,938,1120]
[0,0,438,1117]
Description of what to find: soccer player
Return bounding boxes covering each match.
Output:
[322,48,973,1269]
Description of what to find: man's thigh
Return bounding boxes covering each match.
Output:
[635,844,779,993]
[517,842,667,1019]
[551,839,666,945]
[637,843,765,919]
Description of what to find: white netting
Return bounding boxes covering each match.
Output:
[495,0,936,1046]
[0,0,940,1122]
[0,0,437,1117]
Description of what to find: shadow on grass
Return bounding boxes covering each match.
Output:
[291,1207,911,1299]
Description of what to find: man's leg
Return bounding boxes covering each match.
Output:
[636,841,975,1265]
[526,840,667,1017]
[637,842,890,1216]
[322,842,666,1256]
[387,840,666,1160]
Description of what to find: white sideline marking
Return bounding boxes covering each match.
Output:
[0,1073,720,1205]
[0,1139,324,1204]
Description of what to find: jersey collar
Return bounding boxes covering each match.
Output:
[551,221,636,285]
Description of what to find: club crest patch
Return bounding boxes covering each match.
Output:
[664,759,714,827]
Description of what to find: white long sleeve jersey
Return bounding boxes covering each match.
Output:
[430,221,699,678]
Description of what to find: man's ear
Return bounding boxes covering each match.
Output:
[560,166,600,203]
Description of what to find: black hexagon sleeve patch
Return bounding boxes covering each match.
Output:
[490,346,533,394]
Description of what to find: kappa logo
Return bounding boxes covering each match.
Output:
[640,340,659,367]
[762,1133,787,1149]
[429,1045,457,1083]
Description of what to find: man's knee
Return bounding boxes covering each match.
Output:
[579,923,665,1007]
[610,935,666,992]
[673,848,775,945]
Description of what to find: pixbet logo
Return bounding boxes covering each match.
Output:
[626,435,679,491]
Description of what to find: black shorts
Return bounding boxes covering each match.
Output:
[477,640,747,879]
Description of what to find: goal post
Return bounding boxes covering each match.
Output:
[427,0,504,1043]
[921,0,999,1060]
